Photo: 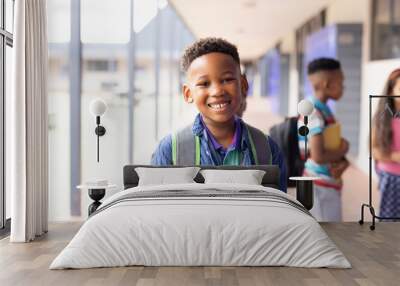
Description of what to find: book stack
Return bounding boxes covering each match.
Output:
[323,123,341,150]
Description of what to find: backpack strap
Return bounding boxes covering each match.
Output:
[245,124,272,165]
[172,125,200,165]
[172,123,272,166]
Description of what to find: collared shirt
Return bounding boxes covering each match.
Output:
[200,115,242,164]
[151,114,287,192]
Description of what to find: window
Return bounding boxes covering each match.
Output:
[85,59,118,72]
[371,0,400,60]
[1,0,14,235]
[295,9,326,99]
[48,0,194,220]
[47,0,71,221]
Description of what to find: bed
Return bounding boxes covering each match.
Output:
[50,165,350,269]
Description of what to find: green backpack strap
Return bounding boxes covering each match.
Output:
[245,124,272,165]
[172,125,200,165]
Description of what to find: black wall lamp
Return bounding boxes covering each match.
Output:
[290,99,316,211]
[89,99,107,162]
[298,99,314,156]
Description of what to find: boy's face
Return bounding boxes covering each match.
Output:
[309,69,344,101]
[327,70,344,100]
[183,52,246,125]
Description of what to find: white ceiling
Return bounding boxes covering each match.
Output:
[170,0,332,61]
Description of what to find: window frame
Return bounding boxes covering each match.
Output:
[295,9,326,99]
[370,0,400,60]
[0,0,14,235]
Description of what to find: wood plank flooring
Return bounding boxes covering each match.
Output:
[0,222,399,286]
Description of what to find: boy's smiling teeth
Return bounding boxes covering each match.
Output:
[208,101,230,110]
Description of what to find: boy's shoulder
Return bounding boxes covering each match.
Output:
[158,133,173,147]
[151,134,173,165]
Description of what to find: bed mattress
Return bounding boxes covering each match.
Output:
[50,183,351,269]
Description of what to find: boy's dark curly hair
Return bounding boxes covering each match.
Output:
[181,37,240,72]
[307,58,341,75]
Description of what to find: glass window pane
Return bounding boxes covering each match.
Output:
[1,40,4,228]
[81,45,129,214]
[157,6,172,138]
[5,45,11,219]
[171,17,183,128]
[375,0,390,24]
[133,0,157,33]
[48,45,71,220]
[48,0,71,43]
[371,0,400,60]
[48,0,71,220]
[81,0,130,43]
[5,0,14,33]
[47,0,195,220]
[0,1,2,28]
[396,0,400,23]
[133,4,158,163]
[5,45,12,219]
[48,0,71,219]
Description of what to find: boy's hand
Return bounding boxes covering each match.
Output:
[329,158,350,179]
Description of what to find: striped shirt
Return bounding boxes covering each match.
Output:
[298,97,342,191]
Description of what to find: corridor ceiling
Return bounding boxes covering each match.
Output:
[169,0,331,60]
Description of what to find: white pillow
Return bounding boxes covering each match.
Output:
[135,167,200,186]
[200,169,266,185]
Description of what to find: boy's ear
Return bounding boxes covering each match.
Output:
[182,84,193,103]
[240,74,249,98]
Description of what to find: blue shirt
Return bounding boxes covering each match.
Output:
[151,114,287,192]
[201,115,242,162]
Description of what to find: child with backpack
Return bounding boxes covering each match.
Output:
[151,37,287,192]
[372,68,400,219]
[299,58,350,221]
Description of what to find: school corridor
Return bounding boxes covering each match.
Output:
[29,0,398,223]
[243,96,379,221]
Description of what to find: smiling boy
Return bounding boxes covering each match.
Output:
[151,38,287,192]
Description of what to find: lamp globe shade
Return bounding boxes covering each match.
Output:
[89,99,107,117]
[298,99,314,116]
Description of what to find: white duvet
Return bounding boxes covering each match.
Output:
[50,183,351,269]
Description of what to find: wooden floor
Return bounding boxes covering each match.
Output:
[0,222,399,286]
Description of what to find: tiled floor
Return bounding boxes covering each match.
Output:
[243,96,379,222]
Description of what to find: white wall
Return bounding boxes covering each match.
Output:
[357,60,400,173]
[326,0,367,25]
